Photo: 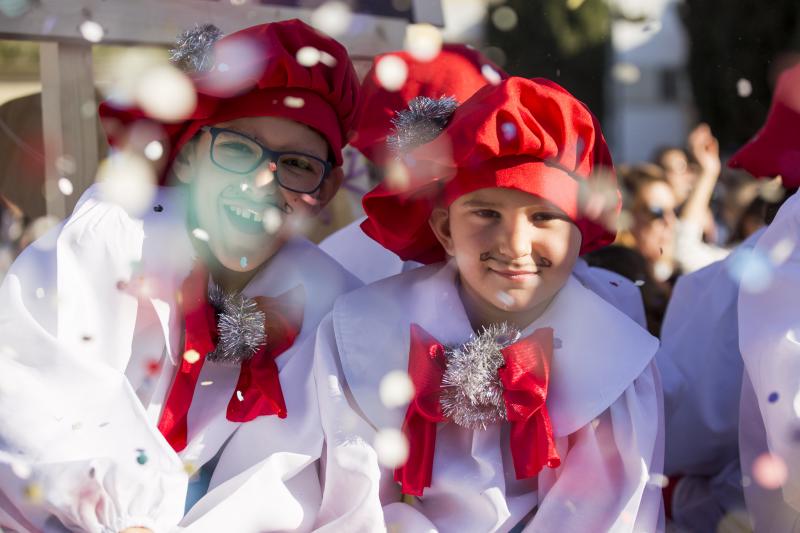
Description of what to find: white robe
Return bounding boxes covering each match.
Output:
[321,218,647,329]
[0,184,360,532]
[656,230,764,529]
[313,262,665,532]
[738,189,800,531]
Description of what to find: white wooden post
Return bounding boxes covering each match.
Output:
[39,41,99,218]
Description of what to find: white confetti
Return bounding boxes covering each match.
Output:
[752,453,787,489]
[79,20,105,43]
[310,1,352,37]
[96,151,156,216]
[481,64,503,86]
[136,64,197,123]
[283,96,305,109]
[10,460,31,480]
[191,228,209,242]
[57,177,74,196]
[492,6,518,31]
[770,238,794,266]
[262,207,283,234]
[375,55,408,92]
[726,247,773,293]
[35,287,45,299]
[296,46,321,67]
[183,349,200,364]
[379,370,415,408]
[144,140,164,161]
[236,390,244,401]
[648,472,669,488]
[374,428,409,468]
[612,62,641,85]
[404,24,442,62]
[737,78,753,98]
[200,380,214,386]
[55,155,76,175]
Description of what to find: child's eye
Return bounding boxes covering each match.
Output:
[218,141,257,158]
[531,212,559,222]
[473,209,500,219]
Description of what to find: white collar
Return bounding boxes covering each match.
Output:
[333,262,658,436]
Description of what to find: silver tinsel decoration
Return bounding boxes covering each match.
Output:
[388,96,458,154]
[206,284,266,366]
[440,323,521,430]
[170,23,224,73]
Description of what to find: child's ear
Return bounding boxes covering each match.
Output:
[315,166,344,209]
[429,206,455,257]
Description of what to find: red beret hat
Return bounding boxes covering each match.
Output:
[361,76,619,264]
[729,62,800,188]
[100,19,360,183]
[351,44,507,165]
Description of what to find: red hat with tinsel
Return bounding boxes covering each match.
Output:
[729,62,800,188]
[361,76,620,264]
[351,44,507,165]
[99,19,360,184]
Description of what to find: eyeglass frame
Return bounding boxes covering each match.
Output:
[199,126,333,194]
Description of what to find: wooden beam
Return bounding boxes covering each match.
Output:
[0,0,410,57]
[39,41,99,218]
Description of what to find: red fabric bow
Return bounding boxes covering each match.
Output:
[157,263,304,452]
[395,324,561,496]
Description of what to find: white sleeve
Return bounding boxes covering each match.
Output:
[312,313,389,532]
[529,361,665,532]
[738,189,800,512]
[0,190,187,532]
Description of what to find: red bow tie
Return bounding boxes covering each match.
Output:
[157,263,304,452]
[395,324,561,497]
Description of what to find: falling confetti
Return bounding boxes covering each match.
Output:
[24,483,43,503]
[57,177,74,196]
[136,449,148,465]
[612,63,641,85]
[737,78,753,98]
[240,256,248,269]
[481,64,503,86]
[136,64,197,123]
[500,122,517,141]
[183,349,201,364]
[56,155,76,175]
[648,473,669,488]
[79,20,105,43]
[768,391,779,403]
[153,204,164,213]
[404,24,442,62]
[262,208,283,234]
[310,1,352,37]
[145,358,161,377]
[144,140,164,161]
[634,280,645,287]
[200,380,214,386]
[769,238,794,266]
[726,247,773,293]
[496,291,514,307]
[236,390,244,401]
[375,55,408,92]
[96,151,157,216]
[752,452,787,489]
[192,228,210,242]
[379,370,415,408]
[10,460,31,480]
[492,6,519,31]
[35,287,45,299]
[374,428,409,468]
[283,96,305,109]
[296,46,321,67]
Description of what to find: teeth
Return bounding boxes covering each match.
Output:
[226,205,265,224]
[254,212,263,222]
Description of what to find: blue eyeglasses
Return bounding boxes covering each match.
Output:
[201,126,332,194]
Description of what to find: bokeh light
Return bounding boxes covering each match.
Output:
[310,1,352,37]
[379,370,415,408]
[404,24,443,62]
[375,55,408,92]
[95,150,157,216]
[752,452,787,489]
[374,428,410,468]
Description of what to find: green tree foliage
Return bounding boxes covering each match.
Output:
[485,0,611,121]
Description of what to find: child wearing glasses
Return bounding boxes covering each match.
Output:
[314,77,664,531]
[0,20,359,533]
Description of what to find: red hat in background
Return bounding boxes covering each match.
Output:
[100,19,360,184]
[362,77,619,264]
[351,44,507,165]
[729,62,800,188]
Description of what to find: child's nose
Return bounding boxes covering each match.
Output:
[498,217,533,259]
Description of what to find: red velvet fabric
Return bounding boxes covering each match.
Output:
[100,19,361,183]
[157,263,302,452]
[362,77,619,263]
[395,323,560,497]
[351,44,507,165]
[729,62,800,188]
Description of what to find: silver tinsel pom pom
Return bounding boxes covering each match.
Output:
[440,323,521,430]
[388,95,458,154]
[207,284,266,366]
[170,23,223,73]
